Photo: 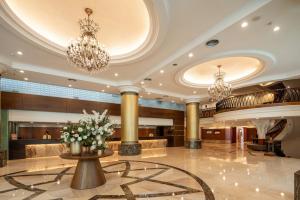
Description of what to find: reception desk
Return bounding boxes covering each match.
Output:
[9,138,168,159]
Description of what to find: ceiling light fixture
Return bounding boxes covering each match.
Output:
[114,73,119,77]
[159,83,163,86]
[17,51,23,55]
[19,70,24,73]
[140,81,145,85]
[160,70,164,74]
[66,8,110,73]
[188,53,194,58]
[24,77,28,81]
[68,84,72,87]
[101,89,105,92]
[106,85,110,88]
[273,26,280,32]
[193,91,197,94]
[208,65,232,101]
[147,92,151,95]
[241,21,248,28]
[172,63,178,66]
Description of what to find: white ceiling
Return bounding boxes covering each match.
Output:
[0,0,300,104]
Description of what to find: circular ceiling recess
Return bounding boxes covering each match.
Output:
[4,0,152,58]
[181,57,264,87]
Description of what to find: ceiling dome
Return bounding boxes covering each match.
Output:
[4,0,152,59]
[181,57,264,87]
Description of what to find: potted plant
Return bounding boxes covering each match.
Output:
[79,109,115,155]
[60,123,82,155]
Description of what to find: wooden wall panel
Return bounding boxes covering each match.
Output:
[2,92,185,146]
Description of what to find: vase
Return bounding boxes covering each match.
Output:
[81,146,96,155]
[98,149,104,156]
[70,141,81,155]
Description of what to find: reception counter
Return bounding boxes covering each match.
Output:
[9,138,168,159]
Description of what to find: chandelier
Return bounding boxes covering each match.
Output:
[208,65,232,101]
[66,8,110,73]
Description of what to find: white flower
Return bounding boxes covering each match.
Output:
[63,132,69,135]
[92,141,97,145]
[96,135,102,141]
[78,137,82,141]
[71,130,75,133]
[98,140,103,145]
[92,131,97,135]
[83,135,87,140]
[91,127,95,131]
[74,134,79,137]
[78,127,83,132]
[95,125,99,129]
[87,126,90,130]
[63,127,68,130]
[70,137,75,142]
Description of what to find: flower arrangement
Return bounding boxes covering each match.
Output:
[61,109,114,154]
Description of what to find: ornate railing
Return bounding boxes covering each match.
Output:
[200,109,216,118]
[266,119,287,139]
[216,88,300,112]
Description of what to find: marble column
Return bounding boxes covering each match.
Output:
[296,170,300,200]
[118,86,141,155]
[185,98,201,149]
[252,119,275,144]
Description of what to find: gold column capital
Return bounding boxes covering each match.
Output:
[119,85,141,94]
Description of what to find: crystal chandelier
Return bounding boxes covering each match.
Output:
[208,65,232,101]
[66,8,110,73]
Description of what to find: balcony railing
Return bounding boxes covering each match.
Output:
[200,109,216,118]
[216,88,300,112]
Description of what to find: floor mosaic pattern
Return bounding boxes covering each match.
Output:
[0,160,214,200]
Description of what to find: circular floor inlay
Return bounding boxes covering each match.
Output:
[0,160,215,200]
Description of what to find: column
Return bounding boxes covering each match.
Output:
[118,86,141,155]
[252,119,275,145]
[185,98,201,149]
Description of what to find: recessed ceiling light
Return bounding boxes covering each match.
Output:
[159,83,163,86]
[206,39,219,47]
[193,91,197,94]
[140,81,145,85]
[68,84,72,87]
[106,85,110,88]
[24,77,28,81]
[255,188,260,192]
[241,21,248,28]
[147,92,151,95]
[101,89,105,92]
[172,63,178,66]
[171,100,175,103]
[114,73,119,77]
[188,52,194,58]
[17,51,23,55]
[140,95,143,98]
[273,26,280,32]
[160,70,164,74]
[19,70,24,73]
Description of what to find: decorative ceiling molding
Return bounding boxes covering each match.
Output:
[0,0,169,64]
[134,0,272,83]
[176,49,275,88]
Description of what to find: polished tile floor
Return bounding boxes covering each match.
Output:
[0,143,299,200]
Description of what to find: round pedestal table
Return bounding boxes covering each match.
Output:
[60,149,113,190]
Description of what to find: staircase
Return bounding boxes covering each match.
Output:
[266,119,287,140]
[265,119,288,157]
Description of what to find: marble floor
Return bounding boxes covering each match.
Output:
[0,143,299,200]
